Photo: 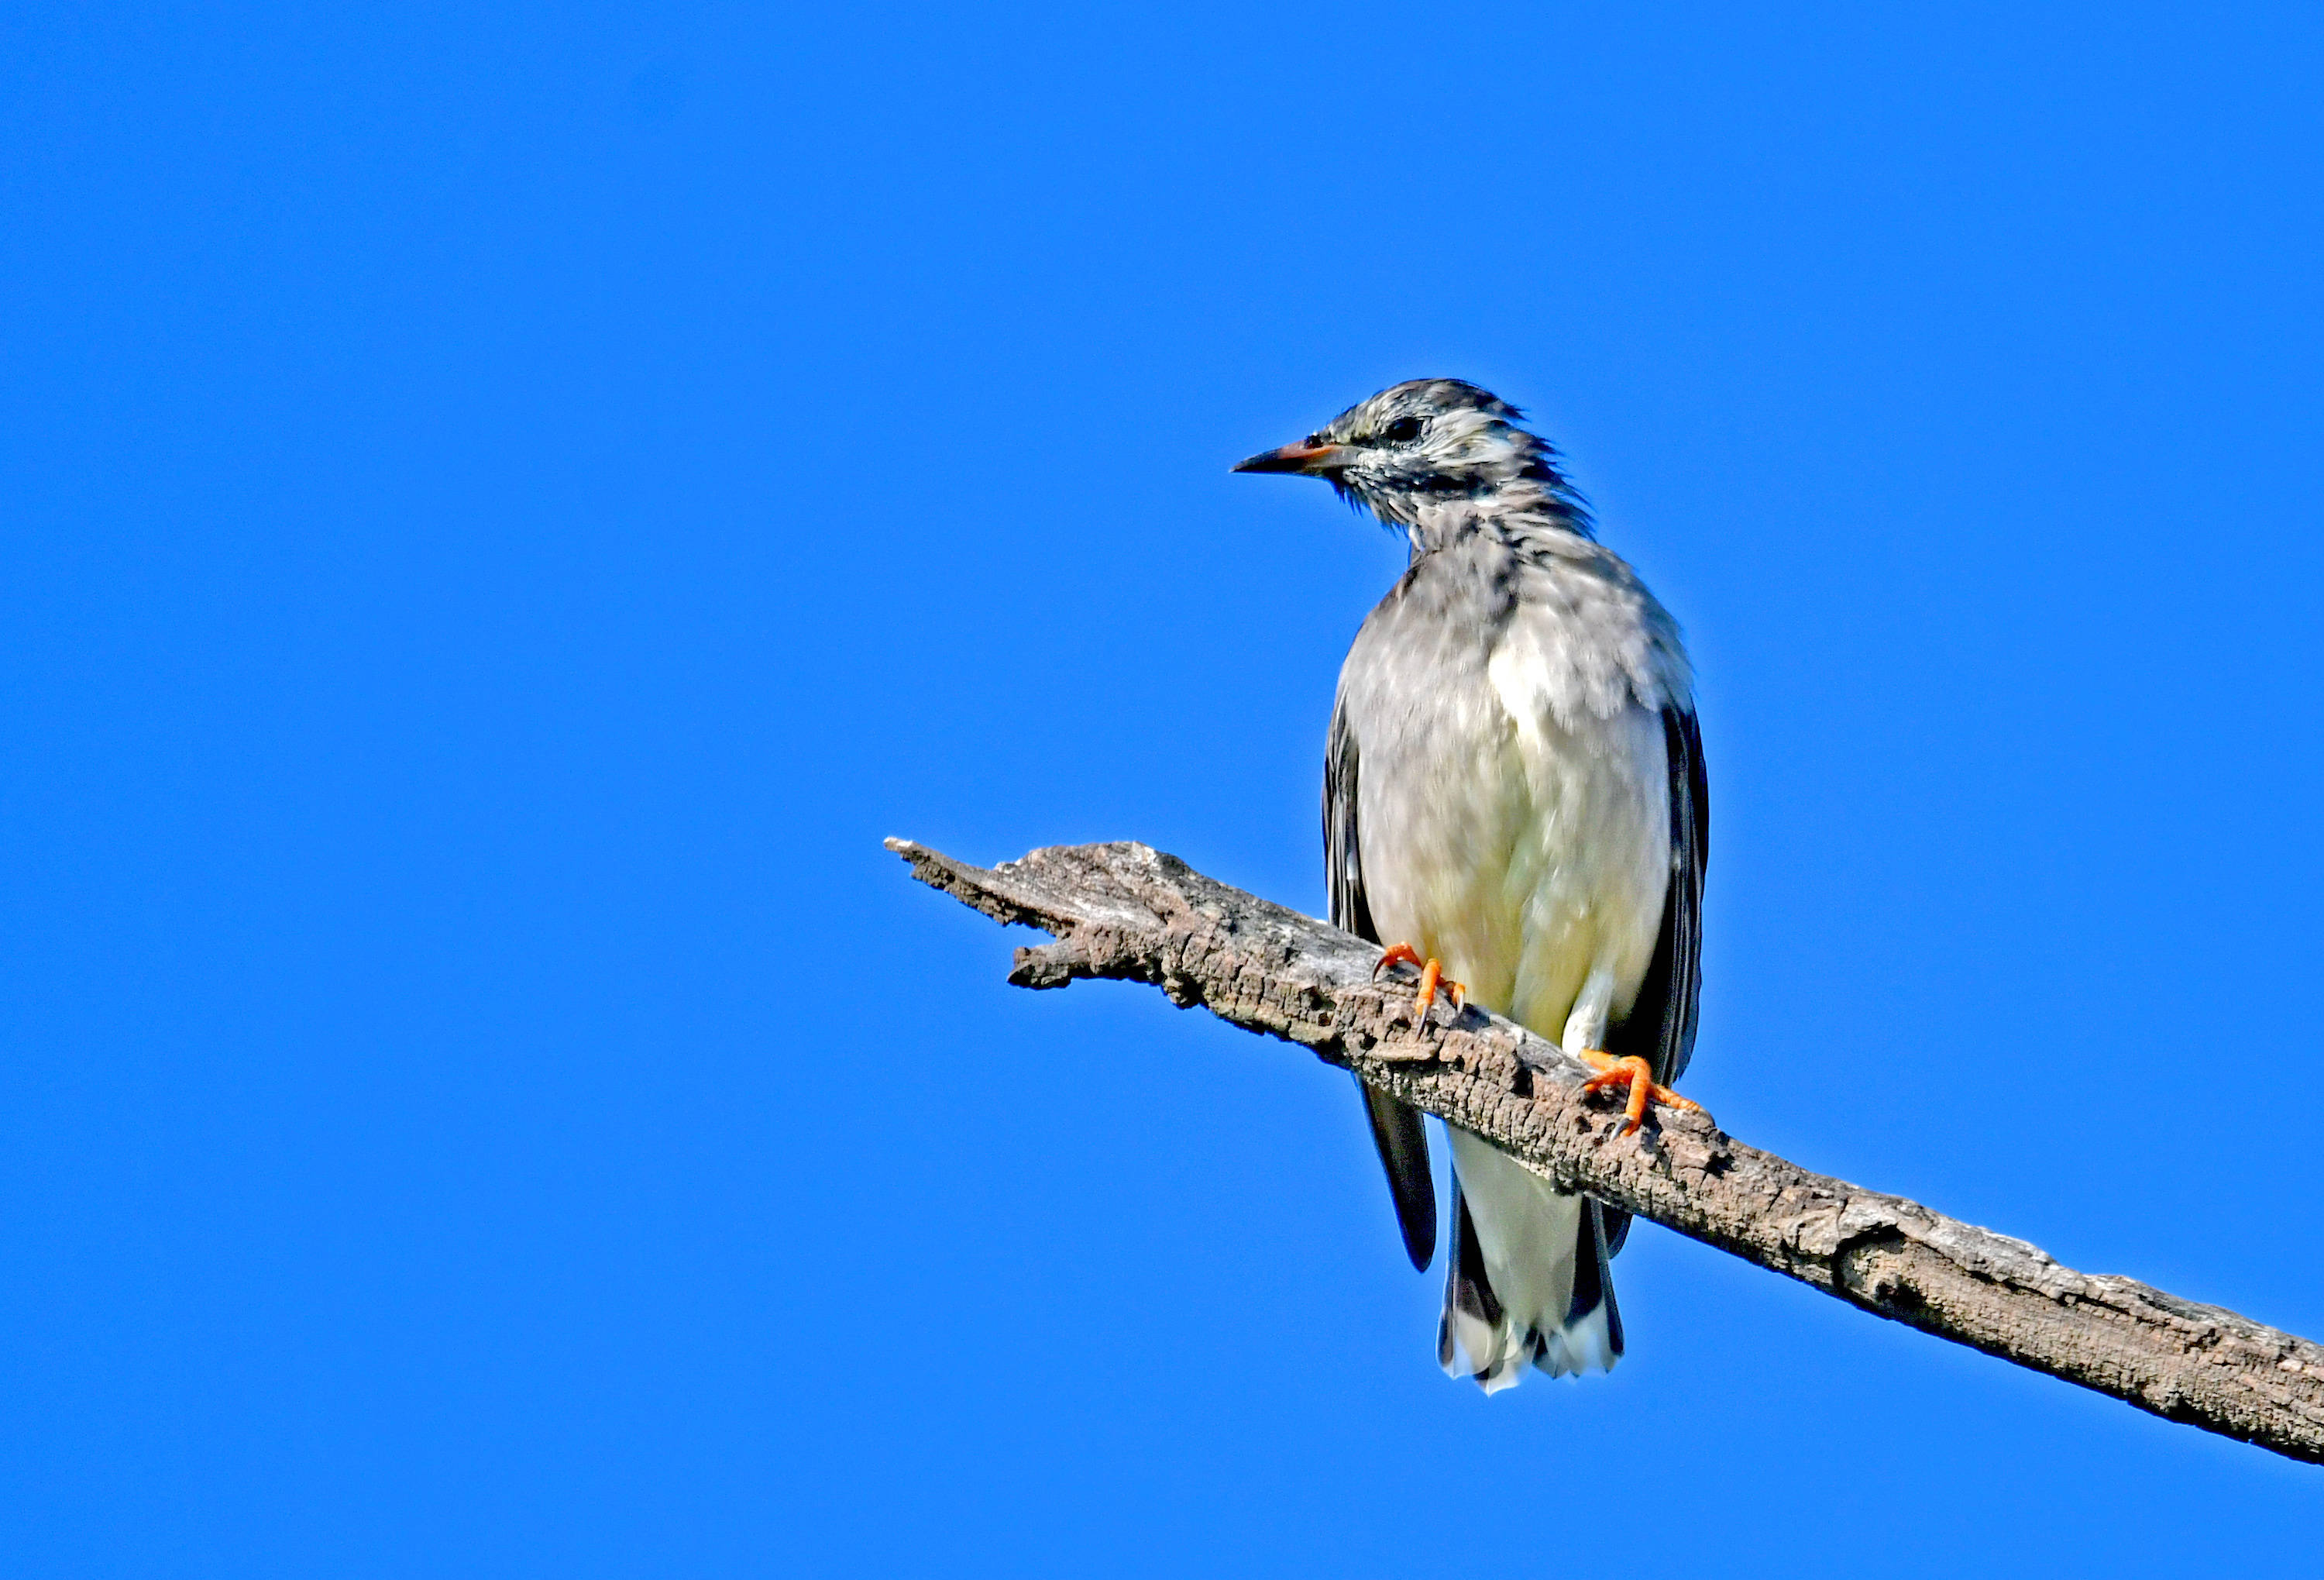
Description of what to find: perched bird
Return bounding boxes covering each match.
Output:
[1234,380,1706,1391]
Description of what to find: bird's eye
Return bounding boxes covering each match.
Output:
[1380,416,1423,445]
[1303,432,1325,448]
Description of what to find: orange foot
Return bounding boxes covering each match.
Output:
[1577,1052,1700,1136]
[1374,943,1465,1026]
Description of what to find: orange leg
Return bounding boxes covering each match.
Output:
[1373,942,1465,1024]
[1576,1052,1699,1136]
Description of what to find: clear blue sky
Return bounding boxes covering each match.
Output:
[5,2,2322,1573]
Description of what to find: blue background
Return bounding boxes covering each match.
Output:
[5,2,2322,1573]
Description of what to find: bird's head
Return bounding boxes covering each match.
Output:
[1232,378,1590,539]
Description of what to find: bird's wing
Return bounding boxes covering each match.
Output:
[1659,704,1709,1088]
[1607,704,1706,1088]
[1597,705,1706,1259]
[1327,696,1437,1271]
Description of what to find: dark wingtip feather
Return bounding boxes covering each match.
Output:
[1358,1079,1436,1269]
[1569,1202,1625,1361]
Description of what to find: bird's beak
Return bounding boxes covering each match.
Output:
[1232,441,1346,476]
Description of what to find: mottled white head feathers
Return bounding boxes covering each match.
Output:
[1233,379,1593,545]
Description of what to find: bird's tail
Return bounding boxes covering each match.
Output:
[1435,1134,1623,1392]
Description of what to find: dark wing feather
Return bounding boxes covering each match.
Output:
[1600,705,1708,1257]
[1436,1173,1500,1375]
[1326,697,1437,1271]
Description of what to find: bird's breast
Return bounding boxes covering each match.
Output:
[1344,584,1675,1047]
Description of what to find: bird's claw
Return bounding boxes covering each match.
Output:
[1576,1052,1697,1136]
[1374,943,1464,1025]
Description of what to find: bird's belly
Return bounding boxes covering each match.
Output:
[1362,699,1669,1052]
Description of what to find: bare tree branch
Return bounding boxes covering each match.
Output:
[889,835,2324,1465]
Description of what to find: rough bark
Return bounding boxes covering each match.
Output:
[889,835,2324,1465]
